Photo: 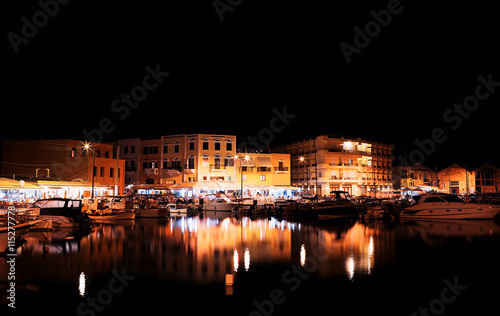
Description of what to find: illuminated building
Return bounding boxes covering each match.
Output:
[234,152,294,199]
[393,163,438,191]
[0,139,125,196]
[437,164,475,195]
[120,134,239,195]
[473,163,500,194]
[275,135,394,197]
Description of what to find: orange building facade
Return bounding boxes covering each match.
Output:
[1,139,125,195]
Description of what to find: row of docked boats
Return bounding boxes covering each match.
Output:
[3,191,500,238]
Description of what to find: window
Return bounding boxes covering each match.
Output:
[172,158,181,170]
[105,151,110,158]
[187,155,195,169]
[214,155,221,169]
[162,159,168,169]
[144,146,158,155]
[131,146,135,154]
[225,155,234,166]
[100,167,105,177]
[202,154,209,167]
[124,146,129,154]
[226,140,233,151]
[189,140,195,151]
[202,138,209,150]
[214,139,221,151]
[242,175,247,181]
[110,167,114,177]
[163,145,168,154]
[71,148,76,157]
[174,142,180,153]
[260,175,266,181]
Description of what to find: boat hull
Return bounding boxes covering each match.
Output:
[39,215,80,228]
[400,205,500,220]
[1,220,41,252]
[313,203,359,220]
[88,211,135,221]
[204,204,235,212]
[136,208,169,218]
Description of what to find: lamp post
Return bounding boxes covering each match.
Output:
[235,154,250,198]
[299,156,309,196]
[84,143,96,199]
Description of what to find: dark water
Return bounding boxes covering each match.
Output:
[2,213,500,316]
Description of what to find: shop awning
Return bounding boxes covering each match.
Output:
[256,157,273,167]
[217,181,239,189]
[172,181,240,190]
[0,177,41,190]
[241,158,255,167]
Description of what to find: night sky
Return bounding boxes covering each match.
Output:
[3,0,500,170]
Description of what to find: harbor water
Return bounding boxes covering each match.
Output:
[2,213,500,315]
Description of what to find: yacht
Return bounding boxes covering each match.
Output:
[312,191,359,220]
[26,198,93,228]
[203,195,237,212]
[400,193,500,219]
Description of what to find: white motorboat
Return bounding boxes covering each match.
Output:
[167,204,189,213]
[203,195,236,212]
[400,193,500,220]
[26,198,93,228]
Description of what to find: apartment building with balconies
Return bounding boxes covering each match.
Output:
[120,134,238,193]
[275,135,394,197]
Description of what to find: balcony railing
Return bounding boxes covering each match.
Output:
[210,164,226,171]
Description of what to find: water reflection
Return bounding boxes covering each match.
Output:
[4,214,500,309]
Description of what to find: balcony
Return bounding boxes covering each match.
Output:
[210,164,227,172]
[144,168,159,175]
[257,167,272,172]
[274,166,289,174]
[184,164,195,174]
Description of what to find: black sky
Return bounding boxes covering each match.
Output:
[2,0,500,169]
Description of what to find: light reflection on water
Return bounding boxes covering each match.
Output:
[4,214,500,314]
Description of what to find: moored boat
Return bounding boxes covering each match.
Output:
[203,195,236,212]
[26,198,92,228]
[136,208,169,218]
[312,191,359,220]
[167,204,189,213]
[86,210,135,221]
[0,220,41,252]
[400,193,500,219]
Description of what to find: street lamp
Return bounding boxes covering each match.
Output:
[83,142,96,199]
[235,154,251,198]
[299,156,309,195]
